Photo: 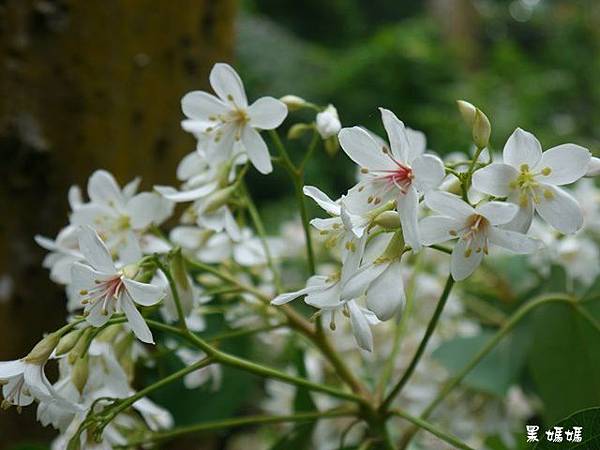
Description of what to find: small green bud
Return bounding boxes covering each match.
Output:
[324,136,339,157]
[71,355,89,394]
[204,185,237,214]
[456,100,477,126]
[287,123,312,140]
[24,332,60,364]
[375,231,405,263]
[68,328,93,364]
[55,329,85,356]
[279,95,307,111]
[374,211,401,230]
[472,109,491,149]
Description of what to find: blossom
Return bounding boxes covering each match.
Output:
[71,170,174,261]
[420,192,540,280]
[472,128,591,234]
[70,226,164,343]
[35,225,83,284]
[586,156,600,177]
[181,63,287,174]
[316,104,341,139]
[339,108,445,250]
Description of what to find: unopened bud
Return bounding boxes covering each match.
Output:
[24,332,60,364]
[56,329,85,356]
[280,95,307,111]
[457,100,477,126]
[71,355,89,394]
[376,230,406,263]
[316,105,341,139]
[586,156,600,177]
[287,123,312,140]
[203,185,236,214]
[374,211,401,230]
[68,328,93,364]
[472,109,491,149]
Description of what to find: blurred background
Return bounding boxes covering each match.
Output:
[0,0,598,448]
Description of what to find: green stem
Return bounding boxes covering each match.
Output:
[240,180,283,292]
[299,129,319,171]
[118,408,355,447]
[381,275,455,411]
[462,145,485,203]
[391,409,475,450]
[154,256,188,332]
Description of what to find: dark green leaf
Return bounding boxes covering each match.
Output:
[534,407,600,449]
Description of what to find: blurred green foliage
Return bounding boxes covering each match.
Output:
[238,0,599,202]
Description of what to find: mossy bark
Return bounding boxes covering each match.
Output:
[0,0,235,445]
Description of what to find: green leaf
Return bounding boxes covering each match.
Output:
[534,407,600,449]
[528,301,600,423]
[432,325,529,396]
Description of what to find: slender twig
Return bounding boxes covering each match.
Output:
[118,408,356,447]
[154,256,188,332]
[391,409,475,450]
[381,275,455,411]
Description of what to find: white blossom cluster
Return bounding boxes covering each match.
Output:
[1,62,598,449]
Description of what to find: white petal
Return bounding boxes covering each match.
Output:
[535,185,583,234]
[535,144,591,185]
[177,151,206,181]
[310,217,340,231]
[209,63,248,108]
[70,262,112,292]
[472,163,518,197]
[224,208,242,241]
[419,216,462,245]
[122,176,141,199]
[77,226,116,273]
[397,187,421,251]
[406,128,426,162]
[451,239,484,281]
[121,296,154,344]
[241,126,273,174]
[503,128,542,169]
[119,231,143,265]
[87,170,124,207]
[504,193,534,233]
[338,127,390,170]
[170,226,204,249]
[488,228,541,254]
[303,186,341,216]
[0,360,26,378]
[154,184,216,202]
[271,276,328,305]
[181,91,228,120]
[85,302,112,327]
[69,203,113,226]
[476,201,517,225]
[424,191,474,220]
[348,301,373,352]
[127,193,173,229]
[586,156,600,177]
[248,97,287,129]
[306,283,343,309]
[341,263,387,301]
[123,278,165,306]
[411,154,445,192]
[379,108,408,162]
[366,261,405,321]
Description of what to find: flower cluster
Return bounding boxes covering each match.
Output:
[2,62,598,450]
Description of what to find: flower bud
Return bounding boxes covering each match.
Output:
[375,230,405,263]
[203,185,236,214]
[586,156,600,177]
[24,332,60,364]
[68,328,93,364]
[324,137,339,157]
[287,123,312,140]
[457,100,477,126]
[316,105,341,139]
[373,211,401,230]
[55,329,85,356]
[472,109,491,149]
[71,355,89,394]
[280,95,307,111]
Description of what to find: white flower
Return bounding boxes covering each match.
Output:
[316,104,341,139]
[181,63,287,174]
[71,170,174,262]
[70,226,164,343]
[35,225,83,284]
[420,192,540,281]
[272,235,380,351]
[472,128,591,234]
[339,108,445,250]
[586,156,600,177]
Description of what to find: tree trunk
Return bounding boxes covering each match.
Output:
[0,0,236,446]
